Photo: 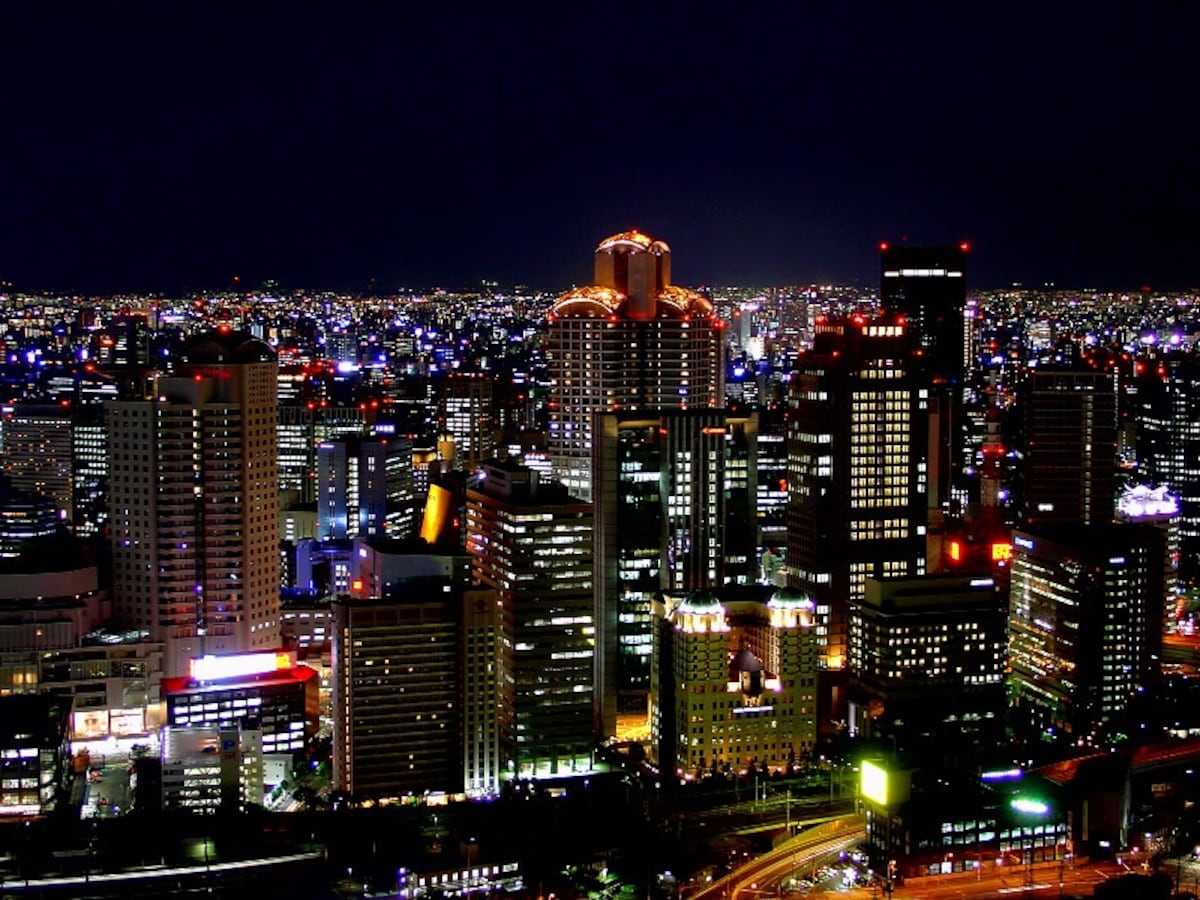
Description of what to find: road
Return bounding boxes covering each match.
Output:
[690,816,866,900]
[837,858,1123,900]
[83,761,131,818]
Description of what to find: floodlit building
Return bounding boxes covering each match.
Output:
[650,587,818,777]
[161,724,263,814]
[1115,484,1181,632]
[547,231,724,501]
[0,694,70,817]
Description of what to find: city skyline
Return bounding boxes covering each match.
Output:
[3,6,1199,294]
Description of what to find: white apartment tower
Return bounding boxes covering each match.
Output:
[108,329,280,678]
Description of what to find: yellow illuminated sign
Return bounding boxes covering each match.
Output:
[861,760,888,806]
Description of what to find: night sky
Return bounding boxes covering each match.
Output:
[2,4,1199,294]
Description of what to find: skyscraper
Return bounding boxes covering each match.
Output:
[547,231,724,501]
[436,373,494,471]
[466,460,594,776]
[316,435,415,540]
[879,244,969,383]
[1020,368,1118,526]
[592,408,756,737]
[107,329,280,678]
[1008,524,1164,742]
[786,316,928,675]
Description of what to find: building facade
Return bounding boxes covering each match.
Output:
[547,231,724,501]
[107,329,280,678]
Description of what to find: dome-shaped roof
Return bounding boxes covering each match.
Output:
[730,647,763,674]
[596,230,668,255]
[550,285,627,317]
[656,285,713,317]
[675,589,723,616]
[768,587,816,611]
[179,328,276,365]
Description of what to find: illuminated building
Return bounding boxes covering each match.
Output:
[462,587,513,796]
[317,435,416,540]
[847,575,1006,755]
[162,650,318,757]
[1136,354,1200,581]
[0,694,70,817]
[43,640,164,741]
[786,315,928,677]
[161,724,263,814]
[0,480,60,557]
[593,409,756,737]
[649,587,817,777]
[332,583,462,798]
[0,403,73,519]
[1020,369,1117,526]
[436,373,494,471]
[1008,524,1164,741]
[755,409,788,559]
[107,329,280,678]
[277,403,365,504]
[860,761,1069,878]
[1115,484,1181,632]
[466,460,594,777]
[547,231,725,501]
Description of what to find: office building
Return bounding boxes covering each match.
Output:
[277,403,366,504]
[547,230,724,500]
[847,575,1006,755]
[879,244,969,383]
[786,315,928,675]
[466,461,594,776]
[332,584,462,799]
[1115,484,1181,633]
[1020,368,1118,526]
[436,373,495,471]
[0,403,73,518]
[107,329,280,678]
[0,479,60,557]
[1136,354,1200,581]
[462,587,513,796]
[1009,524,1164,742]
[592,409,756,736]
[162,650,318,757]
[650,587,818,777]
[317,435,415,540]
[0,694,70,817]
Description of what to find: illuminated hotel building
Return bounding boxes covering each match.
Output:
[1136,354,1200,581]
[650,588,817,777]
[162,650,318,757]
[592,409,756,737]
[847,575,1006,755]
[547,231,724,501]
[786,315,928,674]
[466,460,594,777]
[1008,524,1164,741]
[107,330,280,678]
[1020,368,1117,526]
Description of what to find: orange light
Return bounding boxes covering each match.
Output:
[991,542,1012,562]
[948,540,963,562]
[959,242,970,252]
[701,426,725,436]
[351,579,364,592]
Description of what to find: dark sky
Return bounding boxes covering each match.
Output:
[2,4,1199,294]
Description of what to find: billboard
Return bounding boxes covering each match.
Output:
[861,760,889,805]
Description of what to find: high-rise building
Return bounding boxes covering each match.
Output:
[277,403,366,504]
[592,409,756,737]
[879,244,969,383]
[1136,354,1200,581]
[466,461,594,777]
[462,587,513,796]
[847,574,1006,756]
[436,373,494,472]
[1115,484,1181,633]
[1008,524,1164,742]
[332,583,462,799]
[107,329,280,678]
[786,316,928,674]
[547,231,725,500]
[650,587,818,777]
[1020,369,1118,526]
[316,435,415,541]
[1,403,73,520]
